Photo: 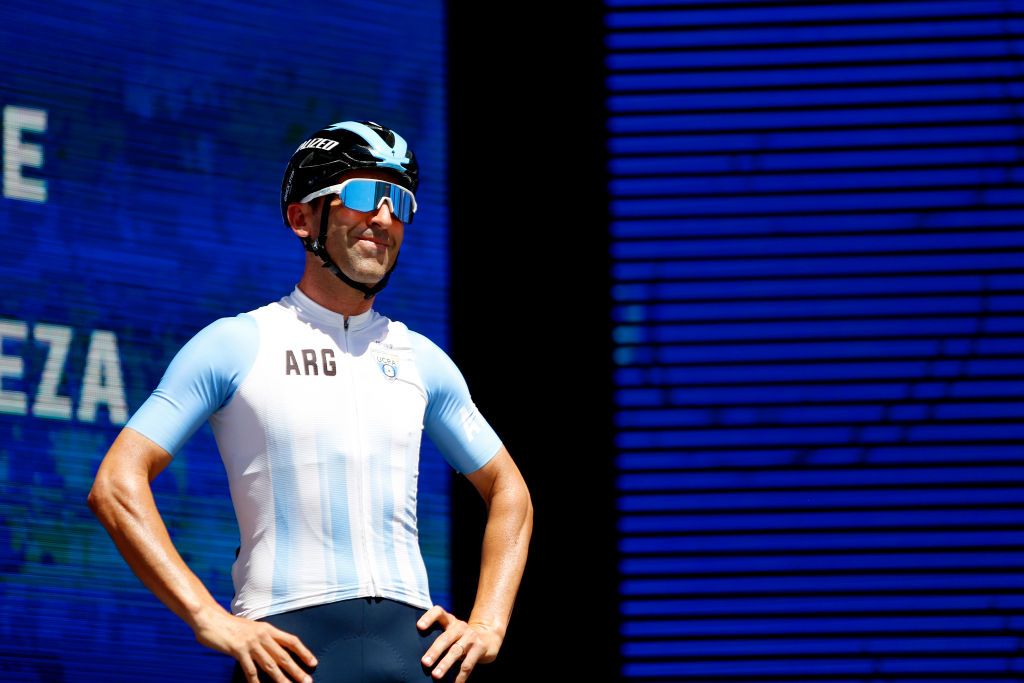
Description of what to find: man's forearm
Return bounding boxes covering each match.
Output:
[88,474,225,631]
[467,479,533,640]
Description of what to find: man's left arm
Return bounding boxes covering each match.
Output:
[418,445,533,682]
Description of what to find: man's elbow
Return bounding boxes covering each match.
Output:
[523,486,534,528]
[87,472,140,523]
[87,476,114,518]
[485,476,531,514]
[508,478,533,527]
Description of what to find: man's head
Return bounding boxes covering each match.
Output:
[281,121,419,299]
[286,168,406,288]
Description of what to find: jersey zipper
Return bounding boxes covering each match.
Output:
[344,316,377,597]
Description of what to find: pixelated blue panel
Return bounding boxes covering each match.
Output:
[608,0,1024,678]
[0,1,449,681]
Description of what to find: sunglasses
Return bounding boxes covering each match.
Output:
[300,178,417,223]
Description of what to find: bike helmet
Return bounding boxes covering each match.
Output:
[280,120,419,299]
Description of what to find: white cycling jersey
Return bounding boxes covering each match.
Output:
[126,286,501,619]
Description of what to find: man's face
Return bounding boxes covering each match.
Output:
[308,169,406,285]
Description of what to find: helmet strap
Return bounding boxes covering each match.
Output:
[302,198,398,300]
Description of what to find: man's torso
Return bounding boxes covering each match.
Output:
[126,287,502,620]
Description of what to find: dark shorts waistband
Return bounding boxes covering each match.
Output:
[229,597,453,683]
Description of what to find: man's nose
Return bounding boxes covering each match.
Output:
[369,200,394,226]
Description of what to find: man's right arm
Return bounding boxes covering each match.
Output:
[88,427,318,683]
[87,426,223,631]
[87,314,318,683]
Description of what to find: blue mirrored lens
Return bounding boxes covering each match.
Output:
[338,179,415,223]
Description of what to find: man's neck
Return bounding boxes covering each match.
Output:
[296,263,375,319]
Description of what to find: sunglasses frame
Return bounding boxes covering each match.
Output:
[299,178,417,222]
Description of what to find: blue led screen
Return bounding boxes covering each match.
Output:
[0,2,448,681]
[608,1,1024,679]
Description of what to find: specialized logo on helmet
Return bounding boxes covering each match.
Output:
[295,137,340,152]
[326,121,411,172]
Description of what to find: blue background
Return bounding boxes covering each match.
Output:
[0,2,449,680]
[6,1,1023,680]
[607,1,1024,679]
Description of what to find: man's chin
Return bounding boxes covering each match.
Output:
[339,265,388,286]
[332,250,397,285]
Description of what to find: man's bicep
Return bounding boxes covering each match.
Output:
[464,445,512,501]
[95,426,174,485]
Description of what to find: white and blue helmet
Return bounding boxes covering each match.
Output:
[279,120,419,300]
[280,120,418,227]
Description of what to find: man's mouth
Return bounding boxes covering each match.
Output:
[358,237,389,246]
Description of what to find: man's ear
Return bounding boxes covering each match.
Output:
[286,202,314,239]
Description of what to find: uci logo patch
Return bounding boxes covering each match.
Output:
[376,354,399,381]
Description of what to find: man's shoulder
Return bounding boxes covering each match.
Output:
[183,297,293,351]
[394,323,443,355]
[178,314,259,365]
[242,296,291,320]
[396,326,464,382]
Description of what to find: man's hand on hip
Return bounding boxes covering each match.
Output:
[418,604,502,683]
[193,606,318,683]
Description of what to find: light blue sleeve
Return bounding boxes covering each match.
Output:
[125,314,259,456]
[410,331,502,475]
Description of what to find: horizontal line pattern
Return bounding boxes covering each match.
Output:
[608,1,1024,680]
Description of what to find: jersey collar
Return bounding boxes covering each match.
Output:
[288,285,377,330]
